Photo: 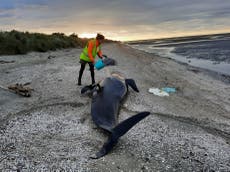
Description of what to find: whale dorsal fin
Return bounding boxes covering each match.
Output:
[125,79,139,92]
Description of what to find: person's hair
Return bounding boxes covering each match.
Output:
[96,33,105,40]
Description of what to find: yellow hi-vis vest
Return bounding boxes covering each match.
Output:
[80,39,101,62]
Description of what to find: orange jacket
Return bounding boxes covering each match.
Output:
[88,40,102,63]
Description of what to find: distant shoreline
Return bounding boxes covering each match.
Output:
[125,32,230,44]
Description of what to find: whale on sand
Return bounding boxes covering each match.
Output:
[81,72,150,159]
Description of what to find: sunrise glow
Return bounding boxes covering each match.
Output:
[78,33,97,39]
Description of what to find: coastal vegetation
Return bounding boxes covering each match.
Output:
[0,30,113,55]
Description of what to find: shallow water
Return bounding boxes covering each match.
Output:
[129,37,230,76]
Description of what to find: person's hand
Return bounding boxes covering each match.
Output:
[98,55,103,59]
[102,55,108,58]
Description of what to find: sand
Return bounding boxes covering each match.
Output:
[0,43,229,171]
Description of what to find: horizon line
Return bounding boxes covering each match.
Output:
[1,29,229,42]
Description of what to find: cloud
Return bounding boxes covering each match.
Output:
[0,13,14,18]
[0,0,230,40]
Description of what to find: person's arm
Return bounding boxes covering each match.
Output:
[97,50,103,59]
[87,41,95,63]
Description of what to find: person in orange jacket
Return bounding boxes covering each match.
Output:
[78,33,105,85]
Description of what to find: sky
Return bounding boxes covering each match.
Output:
[0,0,230,41]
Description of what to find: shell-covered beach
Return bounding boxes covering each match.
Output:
[0,43,229,171]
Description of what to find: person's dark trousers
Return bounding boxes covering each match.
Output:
[89,62,95,84]
[78,60,95,85]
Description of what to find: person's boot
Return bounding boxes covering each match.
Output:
[77,72,83,85]
[78,63,85,86]
[78,78,81,86]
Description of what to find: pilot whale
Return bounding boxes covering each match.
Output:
[81,72,150,159]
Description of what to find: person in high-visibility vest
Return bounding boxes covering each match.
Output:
[78,33,105,85]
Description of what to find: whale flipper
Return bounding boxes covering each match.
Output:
[92,111,150,159]
[81,84,102,94]
[81,85,94,94]
[125,79,139,92]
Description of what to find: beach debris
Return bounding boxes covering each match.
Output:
[23,82,31,86]
[8,83,34,97]
[148,87,176,96]
[0,83,33,97]
[162,87,176,93]
[148,88,169,97]
[0,60,15,64]
[48,55,56,59]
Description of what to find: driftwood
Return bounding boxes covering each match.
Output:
[48,55,56,59]
[0,60,15,64]
[0,83,33,97]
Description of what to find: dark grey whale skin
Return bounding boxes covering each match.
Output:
[81,77,150,159]
[91,77,127,132]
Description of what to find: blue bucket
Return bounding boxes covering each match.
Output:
[95,59,105,70]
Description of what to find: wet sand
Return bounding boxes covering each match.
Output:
[0,43,229,171]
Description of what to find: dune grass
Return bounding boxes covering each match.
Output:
[0,30,89,55]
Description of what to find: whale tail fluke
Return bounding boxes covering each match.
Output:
[91,111,150,159]
[112,111,150,138]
